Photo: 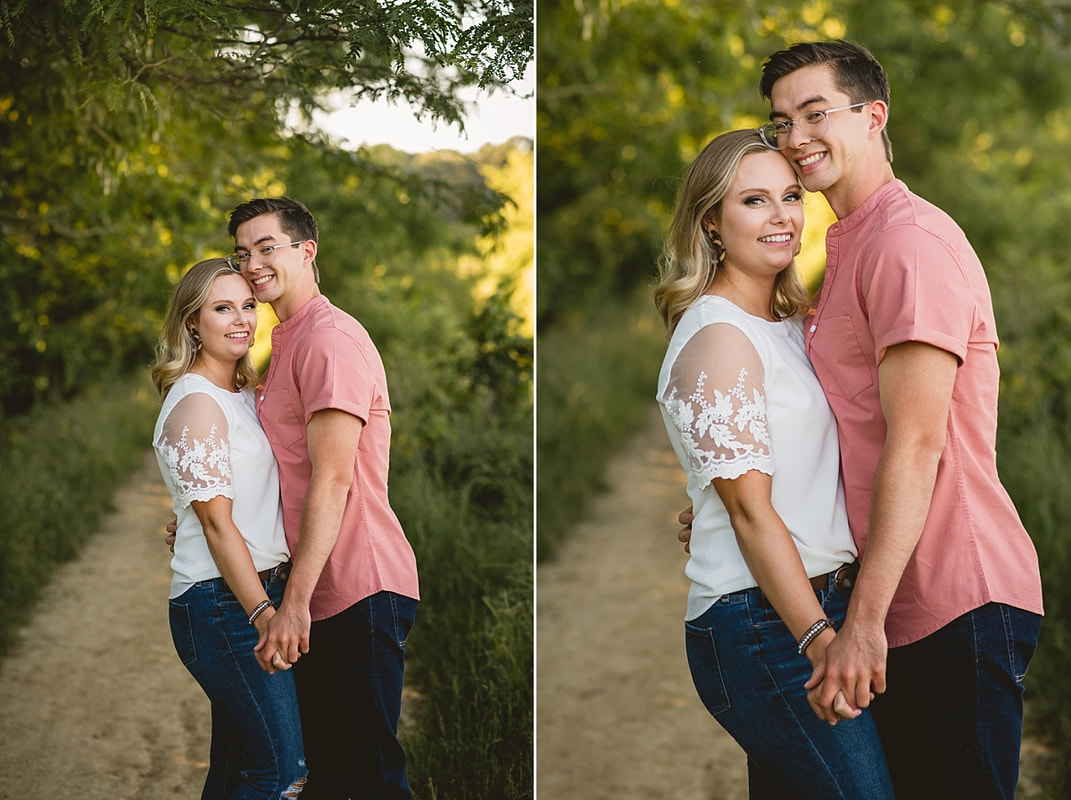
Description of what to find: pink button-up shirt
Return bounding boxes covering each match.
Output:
[257,295,419,621]
[806,180,1042,647]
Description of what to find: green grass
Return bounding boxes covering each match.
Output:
[536,289,666,561]
[997,417,1071,797]
[394,466,532,798]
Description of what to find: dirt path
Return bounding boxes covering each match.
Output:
[536,406,748,799]
[0,451,209,799]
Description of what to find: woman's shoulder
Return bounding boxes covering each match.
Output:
[673,296,759,344]
[157,374,237,428]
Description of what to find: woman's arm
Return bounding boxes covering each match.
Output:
[190,496,279,643]
[712,471,836,667]
[158,390,285,666]
[715,471,860,722]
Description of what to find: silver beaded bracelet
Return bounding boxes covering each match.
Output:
[248,599,273,625]
[797,618,834,655]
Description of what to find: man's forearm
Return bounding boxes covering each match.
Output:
[284,475,350,608]
[847,438,941,630]
[850,341,957,629]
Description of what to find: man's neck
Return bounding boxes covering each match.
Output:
[272,286,321,322]
[826,166,897,220]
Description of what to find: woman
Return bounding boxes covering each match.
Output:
[652,130,894,799]
[151,258,307,799]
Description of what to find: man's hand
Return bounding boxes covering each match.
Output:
[804,621,887,724]
[165,518,178,554]
[249,609,295,674]
[677,506,694,554]
[254,601,311,673]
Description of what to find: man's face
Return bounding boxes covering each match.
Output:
[232,213,310,307]
[768,64,874,196]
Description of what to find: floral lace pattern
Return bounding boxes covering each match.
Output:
[662,366,772,486]
[157,423,234,507]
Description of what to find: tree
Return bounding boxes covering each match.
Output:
[0,0,533,417]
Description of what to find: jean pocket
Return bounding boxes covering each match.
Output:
[168,600,198,667]
[385,593,417,648]
[1002,605,1042,684]
[684,622,731,717]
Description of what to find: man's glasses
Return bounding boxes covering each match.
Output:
[225,241,305,273]
[758,102,872,150]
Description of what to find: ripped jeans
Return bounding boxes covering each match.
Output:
[170,571,307,799]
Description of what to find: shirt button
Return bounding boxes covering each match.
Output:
[810,325,817,332]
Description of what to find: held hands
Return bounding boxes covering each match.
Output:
[250,607,294,674]
[804,622,887,725]
[254,601,312,674]
[675,508,887,724]
[162,519,307,674]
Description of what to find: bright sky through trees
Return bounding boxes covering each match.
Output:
[316,63,534,153]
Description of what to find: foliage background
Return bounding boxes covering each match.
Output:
[0,1,533,797]
[537,0,1071,794]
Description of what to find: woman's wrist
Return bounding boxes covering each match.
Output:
[803,627,836,665]
[248,599,273,625]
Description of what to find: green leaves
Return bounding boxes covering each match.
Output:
[0,0,532,417]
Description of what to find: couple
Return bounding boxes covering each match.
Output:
[151,197,419,799]
[655,41,1044,799]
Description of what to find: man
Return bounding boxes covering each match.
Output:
[228,197,419,799]
[679,41,1042,798]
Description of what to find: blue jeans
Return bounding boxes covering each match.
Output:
[169,571,307,800]
[685,574,895,800]
[294,591,418,800]
[871,602,1041,800]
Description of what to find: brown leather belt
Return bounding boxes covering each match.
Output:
[810,561,859,592]
[258,561,292,583]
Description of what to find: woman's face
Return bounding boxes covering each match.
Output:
[711,149,804,278]
[190,273,258,364]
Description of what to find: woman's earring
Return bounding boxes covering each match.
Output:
[707,227,726,268]
[189,328,202,352]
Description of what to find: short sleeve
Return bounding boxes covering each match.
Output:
[295,328,378,424]
[660,323,773,487]
[862,225,974,363]
[155,392,235,508]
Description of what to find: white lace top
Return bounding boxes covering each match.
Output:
[657,296,857,621]
[153,373,290,599]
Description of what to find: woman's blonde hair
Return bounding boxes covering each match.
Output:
[653,129,811,334]
[151,258,259,398]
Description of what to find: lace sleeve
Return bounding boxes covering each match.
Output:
[156,392,235,508]
[660,322,773,487]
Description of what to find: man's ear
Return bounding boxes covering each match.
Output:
[868,100,889,136]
